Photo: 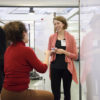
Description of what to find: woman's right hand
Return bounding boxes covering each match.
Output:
[45,50,50,56]
[44,50,50,66]
[50,48,57,55]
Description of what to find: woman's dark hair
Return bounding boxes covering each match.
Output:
[0,27,6,56]
[53,16,68,29]
[3,21,27,44]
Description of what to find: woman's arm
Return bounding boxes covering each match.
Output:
[43,50,50,66]
[26,48,48,73]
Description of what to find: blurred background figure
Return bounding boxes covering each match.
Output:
[0,27,6,100]
[81,14,100,100]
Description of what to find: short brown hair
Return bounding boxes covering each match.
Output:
[4,21,27,44]
[53,16,68,29]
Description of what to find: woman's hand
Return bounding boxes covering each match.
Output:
[56,48,70,56]
[55,48,65,54]
[45,50,50,56]
[50,48,57,55]
[44,50,50,66]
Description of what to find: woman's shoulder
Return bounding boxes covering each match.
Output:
[49,33,57,39]
[24,46,34,52]
[50,33,55,37]
[23,47,36,58]
[65,31,75,40]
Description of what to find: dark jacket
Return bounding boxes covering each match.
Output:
[0,27,6,92]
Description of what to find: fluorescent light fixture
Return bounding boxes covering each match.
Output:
[29,7,35,13]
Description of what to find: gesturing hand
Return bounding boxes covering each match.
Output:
[55,48,65,54]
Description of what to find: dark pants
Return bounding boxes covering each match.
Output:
[51,68,72,100]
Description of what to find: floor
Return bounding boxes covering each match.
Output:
[29,61,80,100]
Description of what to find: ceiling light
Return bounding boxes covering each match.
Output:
[29,7,35,13]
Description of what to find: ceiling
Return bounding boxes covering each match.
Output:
[0,0,79,7]
[0,7,73,15]
[0,0,79,23]
[0,7,79,21]
[0,7,79,48]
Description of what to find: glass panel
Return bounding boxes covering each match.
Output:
[80,1,100,100]
[0,7,79,100]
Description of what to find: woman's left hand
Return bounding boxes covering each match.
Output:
[55,48,65,54]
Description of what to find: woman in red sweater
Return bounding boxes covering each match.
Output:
[1,21,54,100]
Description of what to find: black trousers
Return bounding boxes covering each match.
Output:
[51,68,72,100]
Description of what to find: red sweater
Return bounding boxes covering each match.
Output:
[3,41,47,91]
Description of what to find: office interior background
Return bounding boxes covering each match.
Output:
[0,0,100,100]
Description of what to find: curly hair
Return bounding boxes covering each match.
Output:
[3,21,27,44]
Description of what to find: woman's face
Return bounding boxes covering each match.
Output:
[53,20,64,32]
[23,31,29,43]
